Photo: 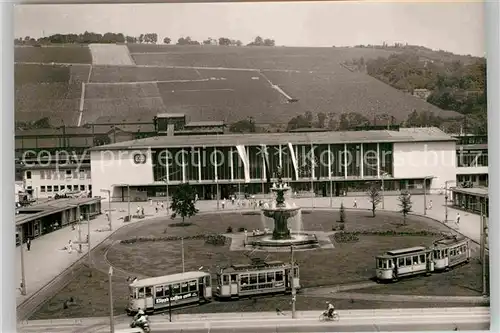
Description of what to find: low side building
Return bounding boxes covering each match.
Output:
[16,197,102,242]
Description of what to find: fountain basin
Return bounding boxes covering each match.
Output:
[262,207,300,219]
[248,232,320,250]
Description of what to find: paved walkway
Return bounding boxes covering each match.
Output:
[16,194,484,308]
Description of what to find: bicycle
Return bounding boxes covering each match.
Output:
[319,310,340,321]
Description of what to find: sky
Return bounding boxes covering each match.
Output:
[14,1,485,56]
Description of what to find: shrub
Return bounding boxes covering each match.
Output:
[333,231,359,243]
[338,223,345,231]
[226,226,233,233]
[339,202,346,223]
[238,227,246,232]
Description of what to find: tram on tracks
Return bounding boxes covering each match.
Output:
[375,235,471,282]
[126,271,212,315]
[215,258,300,300]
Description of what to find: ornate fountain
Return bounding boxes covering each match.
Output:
[248,166,319,251]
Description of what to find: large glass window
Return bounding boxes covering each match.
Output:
[314,144,330,179]
[248,146,264,180]
[330,144,345,178]
[345,144,361,177]
[379,143,393,176]
[185,148,200,182]
[216,147,231,181]
[201,147,216,181]
[232,148,245,180]
[282,144,295,180]
[363,143,378,177]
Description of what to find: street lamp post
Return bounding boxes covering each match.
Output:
[18,226,27,295]
[444,180,455,223]
[290,245,296,319]
[100,189,112,231]
[108,266,115,333]
[216,176,220,210]
[423,176,433,216]
[78,214,83,253]
[86,212,92,277]
[127,185,131,220]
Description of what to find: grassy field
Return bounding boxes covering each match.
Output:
[32,210,483,319]
[15,45,93,64]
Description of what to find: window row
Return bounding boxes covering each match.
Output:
[26,169,91,180]
[154,280,198,298]
[40,184,92,193]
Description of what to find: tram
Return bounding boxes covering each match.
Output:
[215,259,300,299]
[375,235,471,282]
[126,271,212,315]
[375,246,433,281]
[433,235,470,271]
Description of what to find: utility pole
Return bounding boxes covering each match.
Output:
[381,176,385,210]
[480,201,488,296]
[127,185,131,221]
[290,245,296,319]
[108,266,115,333]
[181,237,185,273]
[444,181,449,223]
[423,177,427,215]
[19,227,27,295]
[78,214,83,253]
[108,192,112,231]
[87,213,92,277]
[329,178,333,208]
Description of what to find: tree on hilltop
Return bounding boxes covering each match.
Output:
[170,183,199,226]
[163,37,171,45]
[247,36,275,47]
[177,36,200,45]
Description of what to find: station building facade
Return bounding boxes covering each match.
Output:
[90,127,457,201]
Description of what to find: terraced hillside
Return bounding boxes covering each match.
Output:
[128,44,396,72]
[15,44,462,127]
[89,65,200,82]
[81,82,166,124]
[261,70,461,122]
[15,45,92,64]
[157,69,293,123]
[15,64,88,126]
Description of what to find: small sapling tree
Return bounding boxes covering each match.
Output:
[398,190,413,225]
[367,183,382,217]
[339,202,346,222]
[170,183,199,226]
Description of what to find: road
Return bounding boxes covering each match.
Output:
[18,307,490,333]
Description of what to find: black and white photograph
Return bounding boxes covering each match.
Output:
[12,1,492,332]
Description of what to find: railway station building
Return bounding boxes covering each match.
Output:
[89,127,457,201]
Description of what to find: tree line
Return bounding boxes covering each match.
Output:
[342,51,487,134]
[14,32,276,47]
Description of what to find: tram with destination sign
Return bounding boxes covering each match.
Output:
[215,259,300,299]
[126,271,212,315]
[375,235,471,282]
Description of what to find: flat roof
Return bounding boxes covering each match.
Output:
[16,197,102,225]
[450,187,488,198]
[90,127,455,151]
[130,271,209,288]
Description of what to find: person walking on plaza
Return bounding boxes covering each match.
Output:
[428,200,433,210]
[26,237,31,251]
[456,213,461,225]
[222,199,226,209]
[353,199,357,208]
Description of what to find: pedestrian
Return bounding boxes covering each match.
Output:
[141,207,145,216]
[26,237,31,251]
[456,213,461,225]
[222,199,226,209]
[353,199,357,208]
[155,207,158,214]
[68,240,73,254]
[231,195,235,205]
[161,202,164,210]
[429,200,433,210]
[195,193,198,202]
[105,211,109,221]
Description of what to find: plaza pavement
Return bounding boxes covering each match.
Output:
[16,193,484,309]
